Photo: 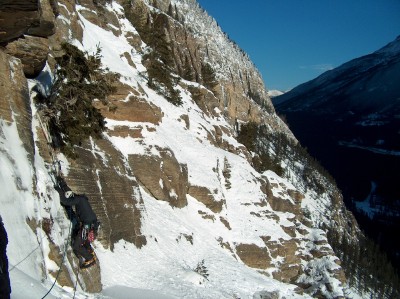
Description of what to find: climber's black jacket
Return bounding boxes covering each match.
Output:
[55,178,97,225]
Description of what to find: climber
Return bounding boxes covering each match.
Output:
[55,177,99,269]
[0,215,11,299]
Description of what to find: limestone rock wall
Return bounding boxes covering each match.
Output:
[0,0,41,43]
[0,50,35,159]
[127,0,295,140]
[4,35,50,78]
[0,0,56,77]
[128,149,188,208]
[59,138,147,250]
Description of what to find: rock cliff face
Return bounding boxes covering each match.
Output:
[0,0,360,297]
[0,0,57,77]
[0,0,41,43]
[0,51,34,157]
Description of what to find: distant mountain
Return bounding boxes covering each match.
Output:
[274,35,400,271]
[274,36,400,124]
[267,89,285,98]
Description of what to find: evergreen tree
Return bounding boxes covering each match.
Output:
[35,43,119,157]
[136,12,182,105]
[326,226,400,298]
[182,55,195,81]
[201,62,218,91]
[151,14,174,67]
[151,14,181,104]
[237,122,258,152]
[167,3,173,17]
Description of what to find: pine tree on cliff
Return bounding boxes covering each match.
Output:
[201,62,218,92]
[35,43,119,157]
[142,13,182,105]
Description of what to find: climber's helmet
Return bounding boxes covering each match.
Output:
[65,191,74,198]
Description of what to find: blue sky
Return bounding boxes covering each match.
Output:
[196,0,400,91]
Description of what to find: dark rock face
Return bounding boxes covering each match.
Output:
[4,35,49,78]
[0,0,54,43]
[0,0,56,76]
[26,0,57,38]
[0,0,39,11]
[0,9,40,44]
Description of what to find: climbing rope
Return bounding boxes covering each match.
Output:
[8,236,46,272]
[35,111,63,179]
[41,220,72,299]
[9,175,63,273]
[73,265,81,299]
[36,110,75,297]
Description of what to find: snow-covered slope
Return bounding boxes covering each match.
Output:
[0,1,366,298]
